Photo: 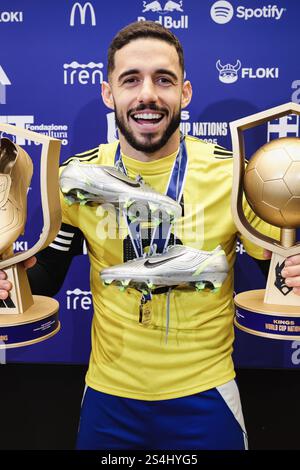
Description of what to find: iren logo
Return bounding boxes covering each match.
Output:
[66,288,92,310]
[63,62,104,85]
[70,2,96,26]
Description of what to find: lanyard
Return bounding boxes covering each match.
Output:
[114,136,188,259]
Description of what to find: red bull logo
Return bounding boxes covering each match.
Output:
[142,1,183,12]
[139,0,188,29]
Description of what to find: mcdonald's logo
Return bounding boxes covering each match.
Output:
[70,2,96,26]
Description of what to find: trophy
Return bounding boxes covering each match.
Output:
[0,124,61,348]
[231,102,300,340]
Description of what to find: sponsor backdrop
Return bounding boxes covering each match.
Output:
[0,0,300,367]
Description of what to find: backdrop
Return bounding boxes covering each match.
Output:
[1,0,300,367]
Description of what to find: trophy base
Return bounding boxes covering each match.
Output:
[234,289,300,340]
[0,295,60,349]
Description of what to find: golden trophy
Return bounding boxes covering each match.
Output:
[231,102,300,340]
[0,124,61,348]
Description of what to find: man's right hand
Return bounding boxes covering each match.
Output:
[0,257,36,299]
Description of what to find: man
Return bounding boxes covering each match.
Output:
[1,21,300,450]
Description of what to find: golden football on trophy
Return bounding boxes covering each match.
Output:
[244,137,300,228]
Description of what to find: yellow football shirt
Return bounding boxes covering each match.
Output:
[60,136,279,400]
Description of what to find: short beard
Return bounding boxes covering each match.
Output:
[115,106,181,154]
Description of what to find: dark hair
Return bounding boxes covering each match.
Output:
[107,21,184,79]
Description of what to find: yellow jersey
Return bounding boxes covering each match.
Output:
[61,136,278,400]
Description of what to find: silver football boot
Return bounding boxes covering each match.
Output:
[100,245,229,293]
[60,160,182,222]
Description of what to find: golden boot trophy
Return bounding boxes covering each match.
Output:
[231,102,300,340]
[0,124,61,348]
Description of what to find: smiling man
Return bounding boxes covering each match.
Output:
[102,33,191,157]
[1,21,300,451]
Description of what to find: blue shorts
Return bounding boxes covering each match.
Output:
[76,380,247,450]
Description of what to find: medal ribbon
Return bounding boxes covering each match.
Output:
[114,136,187,257]
[114,136,188,310]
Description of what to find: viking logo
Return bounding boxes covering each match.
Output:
[274,260,293,296]
[70,2,96,26]
[0,296,16,308]
[216,60,241,84]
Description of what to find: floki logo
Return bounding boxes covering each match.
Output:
[13,241,28,251]
[138,0,188,29]
[0,11,23,23]
[216,60,241,84]
[216,60,279,84]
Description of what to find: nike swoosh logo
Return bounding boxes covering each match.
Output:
[104,169,141,188]
[144,253,182,268]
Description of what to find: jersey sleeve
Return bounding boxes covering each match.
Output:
[27,159,89,295]
[27,222,84,296]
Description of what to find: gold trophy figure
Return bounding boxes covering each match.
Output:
[0,124,61,348]
[231,102,300,340]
